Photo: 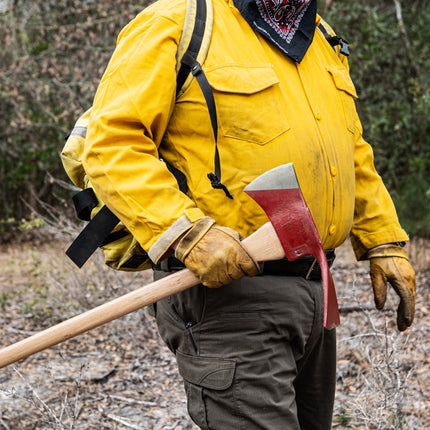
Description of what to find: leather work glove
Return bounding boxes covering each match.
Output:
[367,245,416,331]
[175,217,260,288]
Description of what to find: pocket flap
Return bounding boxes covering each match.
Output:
[176,350,236,390]
[205,64,279,94]
[327,65,358,98]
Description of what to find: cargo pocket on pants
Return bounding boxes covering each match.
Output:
[176,350,236,430]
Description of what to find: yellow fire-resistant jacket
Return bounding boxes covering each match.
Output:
[83,0,408,264]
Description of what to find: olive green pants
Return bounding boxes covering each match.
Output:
[151,272,336,430]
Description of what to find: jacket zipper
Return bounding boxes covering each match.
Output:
[185,322,199,356]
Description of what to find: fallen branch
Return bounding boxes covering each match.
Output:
[101,410,144,430]
[339,305,394,315]
[0,417,10,430]
[107,394,160,407]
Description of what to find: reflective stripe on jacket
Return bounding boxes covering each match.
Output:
[83,0,408,263]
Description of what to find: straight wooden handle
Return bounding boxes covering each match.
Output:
[0,222,284,368]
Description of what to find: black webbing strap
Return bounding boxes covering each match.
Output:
[67,0,209,268]
[67,0,223,269]
[165,161,188,194]
[183,56,233,199]
[66,205,120,268]
[68,188,127,267]
[185,58,217,141]
[176,0,207,96]
[170,0,210,195]
[100,228,129,247]
[72,188,99,221]
[318,23,350,56]
[177,0,232,199]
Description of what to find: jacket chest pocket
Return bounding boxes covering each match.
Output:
[327,64,358,134]
[205,65,290,145]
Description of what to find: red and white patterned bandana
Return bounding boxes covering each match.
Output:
[234,0,317,62]
[256,0,312,43]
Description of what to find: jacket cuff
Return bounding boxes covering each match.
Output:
[367,245,409,260]
[350,229,409,261]
[175,216,216,261]
[148,215,205,264]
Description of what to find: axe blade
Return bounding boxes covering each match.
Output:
[244,163,340,329]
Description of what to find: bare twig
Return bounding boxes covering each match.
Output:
[101,409,144,430]
[0,416,10,430]
[6,327,38,336]
[339,305,394,314]
[392,0,420,75]
[107,394,159,407]
[12,367,64,430]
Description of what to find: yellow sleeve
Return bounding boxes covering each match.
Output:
[350,115,409,259]
[82,4,205,263]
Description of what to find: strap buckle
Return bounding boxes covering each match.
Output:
[327,36,350,56]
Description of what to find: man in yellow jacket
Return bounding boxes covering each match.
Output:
[82,0,416,428]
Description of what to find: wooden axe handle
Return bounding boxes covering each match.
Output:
[0,222,284,368]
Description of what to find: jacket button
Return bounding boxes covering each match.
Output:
[329,225,336,235]
[331,167,337,177]
[314,111,322,121]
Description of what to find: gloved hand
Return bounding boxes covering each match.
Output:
[367,245,416,331]
[175,217,260,288]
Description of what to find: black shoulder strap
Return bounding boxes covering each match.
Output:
[181,56,233,199]
[165,0,211,194]
[177,0,233,199]
[176,0,209,96]
[173,0,232,199]
[66,0,211,269]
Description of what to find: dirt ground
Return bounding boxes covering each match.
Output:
[0,236,429,429]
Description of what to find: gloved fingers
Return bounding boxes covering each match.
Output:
[199,271,228,289]
[190,253,255,288]
[368,246,416,331]
[389,258,416,331]
[213,226,260,274]
[370,255,416,331]
[369,262,388,310]
[396,301,409,332]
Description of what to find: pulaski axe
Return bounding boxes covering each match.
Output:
[0,163,339,369]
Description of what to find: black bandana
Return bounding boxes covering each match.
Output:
[234,0,317,62]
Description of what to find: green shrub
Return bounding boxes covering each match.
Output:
[323,0,430,237]
[0,1,148,238]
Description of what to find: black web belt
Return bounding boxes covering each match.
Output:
[153,250,335,281]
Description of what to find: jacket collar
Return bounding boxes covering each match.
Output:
[229,0,318,62]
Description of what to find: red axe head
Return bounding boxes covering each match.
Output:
[244,163,340,329]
